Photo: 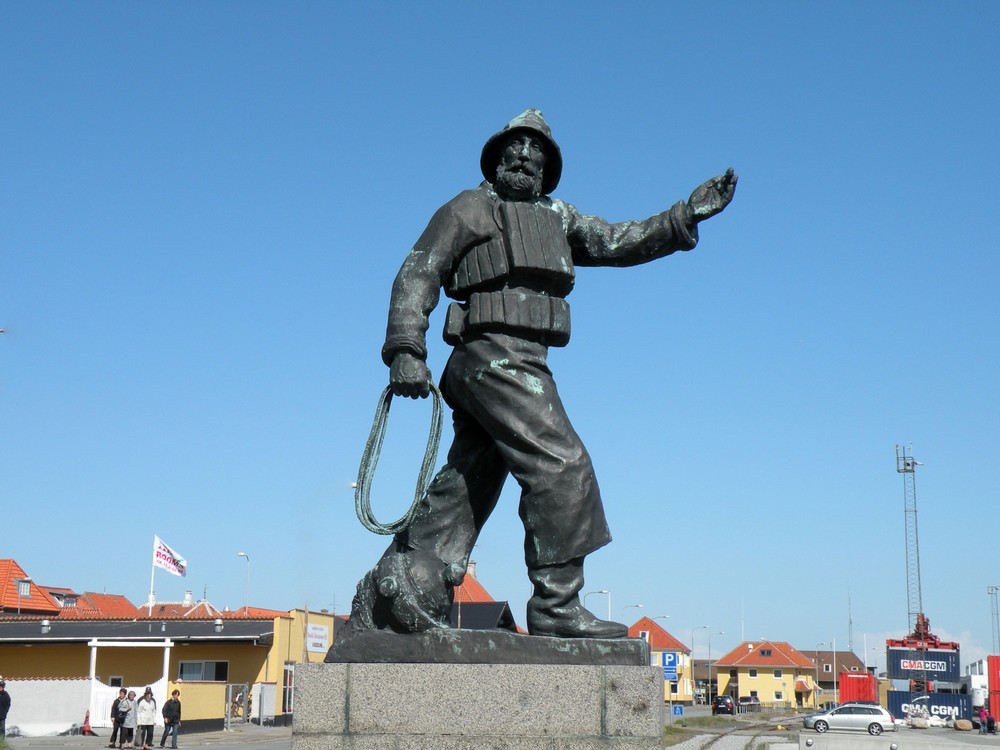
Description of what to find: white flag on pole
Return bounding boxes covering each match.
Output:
[153,535,187,577]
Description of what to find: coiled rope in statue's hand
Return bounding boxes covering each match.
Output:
[354,382,444,535]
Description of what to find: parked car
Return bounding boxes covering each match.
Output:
[712,695,736,715]
[738,696,761,712]
[803,703,897,735]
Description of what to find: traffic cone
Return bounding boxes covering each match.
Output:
[83,709,93,736]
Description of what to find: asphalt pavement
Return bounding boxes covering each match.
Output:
[4,723,292,750]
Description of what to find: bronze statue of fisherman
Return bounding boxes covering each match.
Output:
[343,108,736,641]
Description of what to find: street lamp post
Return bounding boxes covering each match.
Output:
[707,631,724,704]
[584,589,611,621]
[690,625,709,704]
[831,638,837,704]
[815,642,825,709]
[621,604,643,624]
[237,552,250,615]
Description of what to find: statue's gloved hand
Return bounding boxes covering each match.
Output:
[390,352,432,399]
[687,168,738,223]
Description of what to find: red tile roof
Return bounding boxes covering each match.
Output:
[714,640,815,669]
[220,606,288,619]
[56,593,143,619]
[0,559,61,615]
[627,617,690,652]
[454,573,495,603]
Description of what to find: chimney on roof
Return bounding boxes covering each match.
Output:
[182,591,194,607]
[747,643,754,651]
[467,560,477,579]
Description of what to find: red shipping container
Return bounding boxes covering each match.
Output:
[989,655,1000,720]
[839,672,878,703]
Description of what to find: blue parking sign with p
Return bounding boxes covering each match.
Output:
[662,651,678,681]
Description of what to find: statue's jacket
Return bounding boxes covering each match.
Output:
[382,182,698,365]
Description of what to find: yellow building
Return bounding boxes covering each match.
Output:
[0,608,342,735]
[627,617,697,704]
[713,640,821,710]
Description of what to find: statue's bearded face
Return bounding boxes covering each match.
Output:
[495,133,546,200]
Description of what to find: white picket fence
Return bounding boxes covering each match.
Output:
[1,677,166,737]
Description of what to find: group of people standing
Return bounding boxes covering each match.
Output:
[109,687,181,749]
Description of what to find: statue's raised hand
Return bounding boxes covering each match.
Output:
[390,352,432,399]
[687,168,737,223]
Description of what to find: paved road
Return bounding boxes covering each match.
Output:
[5,724,291,750]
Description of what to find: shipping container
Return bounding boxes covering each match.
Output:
[839,672,877,703]
[988,655,1000,720]
[887,691,971,721]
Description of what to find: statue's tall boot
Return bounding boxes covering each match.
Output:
[526,557,628,638]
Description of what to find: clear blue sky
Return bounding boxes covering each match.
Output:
[3,2,998,669]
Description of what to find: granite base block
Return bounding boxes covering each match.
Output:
[325,629,650,665]
[293,662,661,749]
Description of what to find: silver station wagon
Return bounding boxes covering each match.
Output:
[803,703,897,735]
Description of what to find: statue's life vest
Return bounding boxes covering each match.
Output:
[444,201,575,346]
[446,201,575,298]
[444,201,575,347]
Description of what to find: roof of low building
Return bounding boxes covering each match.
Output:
[0,617,276,645]
[450,601,518,631]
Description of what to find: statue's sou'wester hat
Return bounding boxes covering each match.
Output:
[480,108,562,195]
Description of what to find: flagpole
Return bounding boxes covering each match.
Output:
[149,536,157,616]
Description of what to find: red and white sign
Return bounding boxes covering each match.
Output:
[153,535,187,577]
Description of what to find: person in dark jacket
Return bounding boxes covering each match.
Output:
[0,680,11,739]
[109,688,127,747]
[159,690,181,749]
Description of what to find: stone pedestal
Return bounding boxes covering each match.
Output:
[292,661,662,749]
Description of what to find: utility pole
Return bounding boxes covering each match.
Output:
[989,586,1000,655]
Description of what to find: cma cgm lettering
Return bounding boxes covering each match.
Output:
[900,659,948,671]
[887,648,960,681]
[902,703,959,718]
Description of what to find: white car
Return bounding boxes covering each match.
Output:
[804,703,897,735]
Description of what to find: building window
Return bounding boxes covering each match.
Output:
[749,669,758,678]
[851,666,858,671]
[178,660,229,682]
[729,669,737,678]
[750,690,758,699]
[774,691,783,701]
[109,676,124,688]
[773,669,782,678]
[282,662,295,714]
[17,580,31,597]
[670,681,678,695]
[760,649,772,656]
[639,630,650,642]
[824,664,832,673]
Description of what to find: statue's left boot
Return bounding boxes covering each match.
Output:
[526,557,628,638]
